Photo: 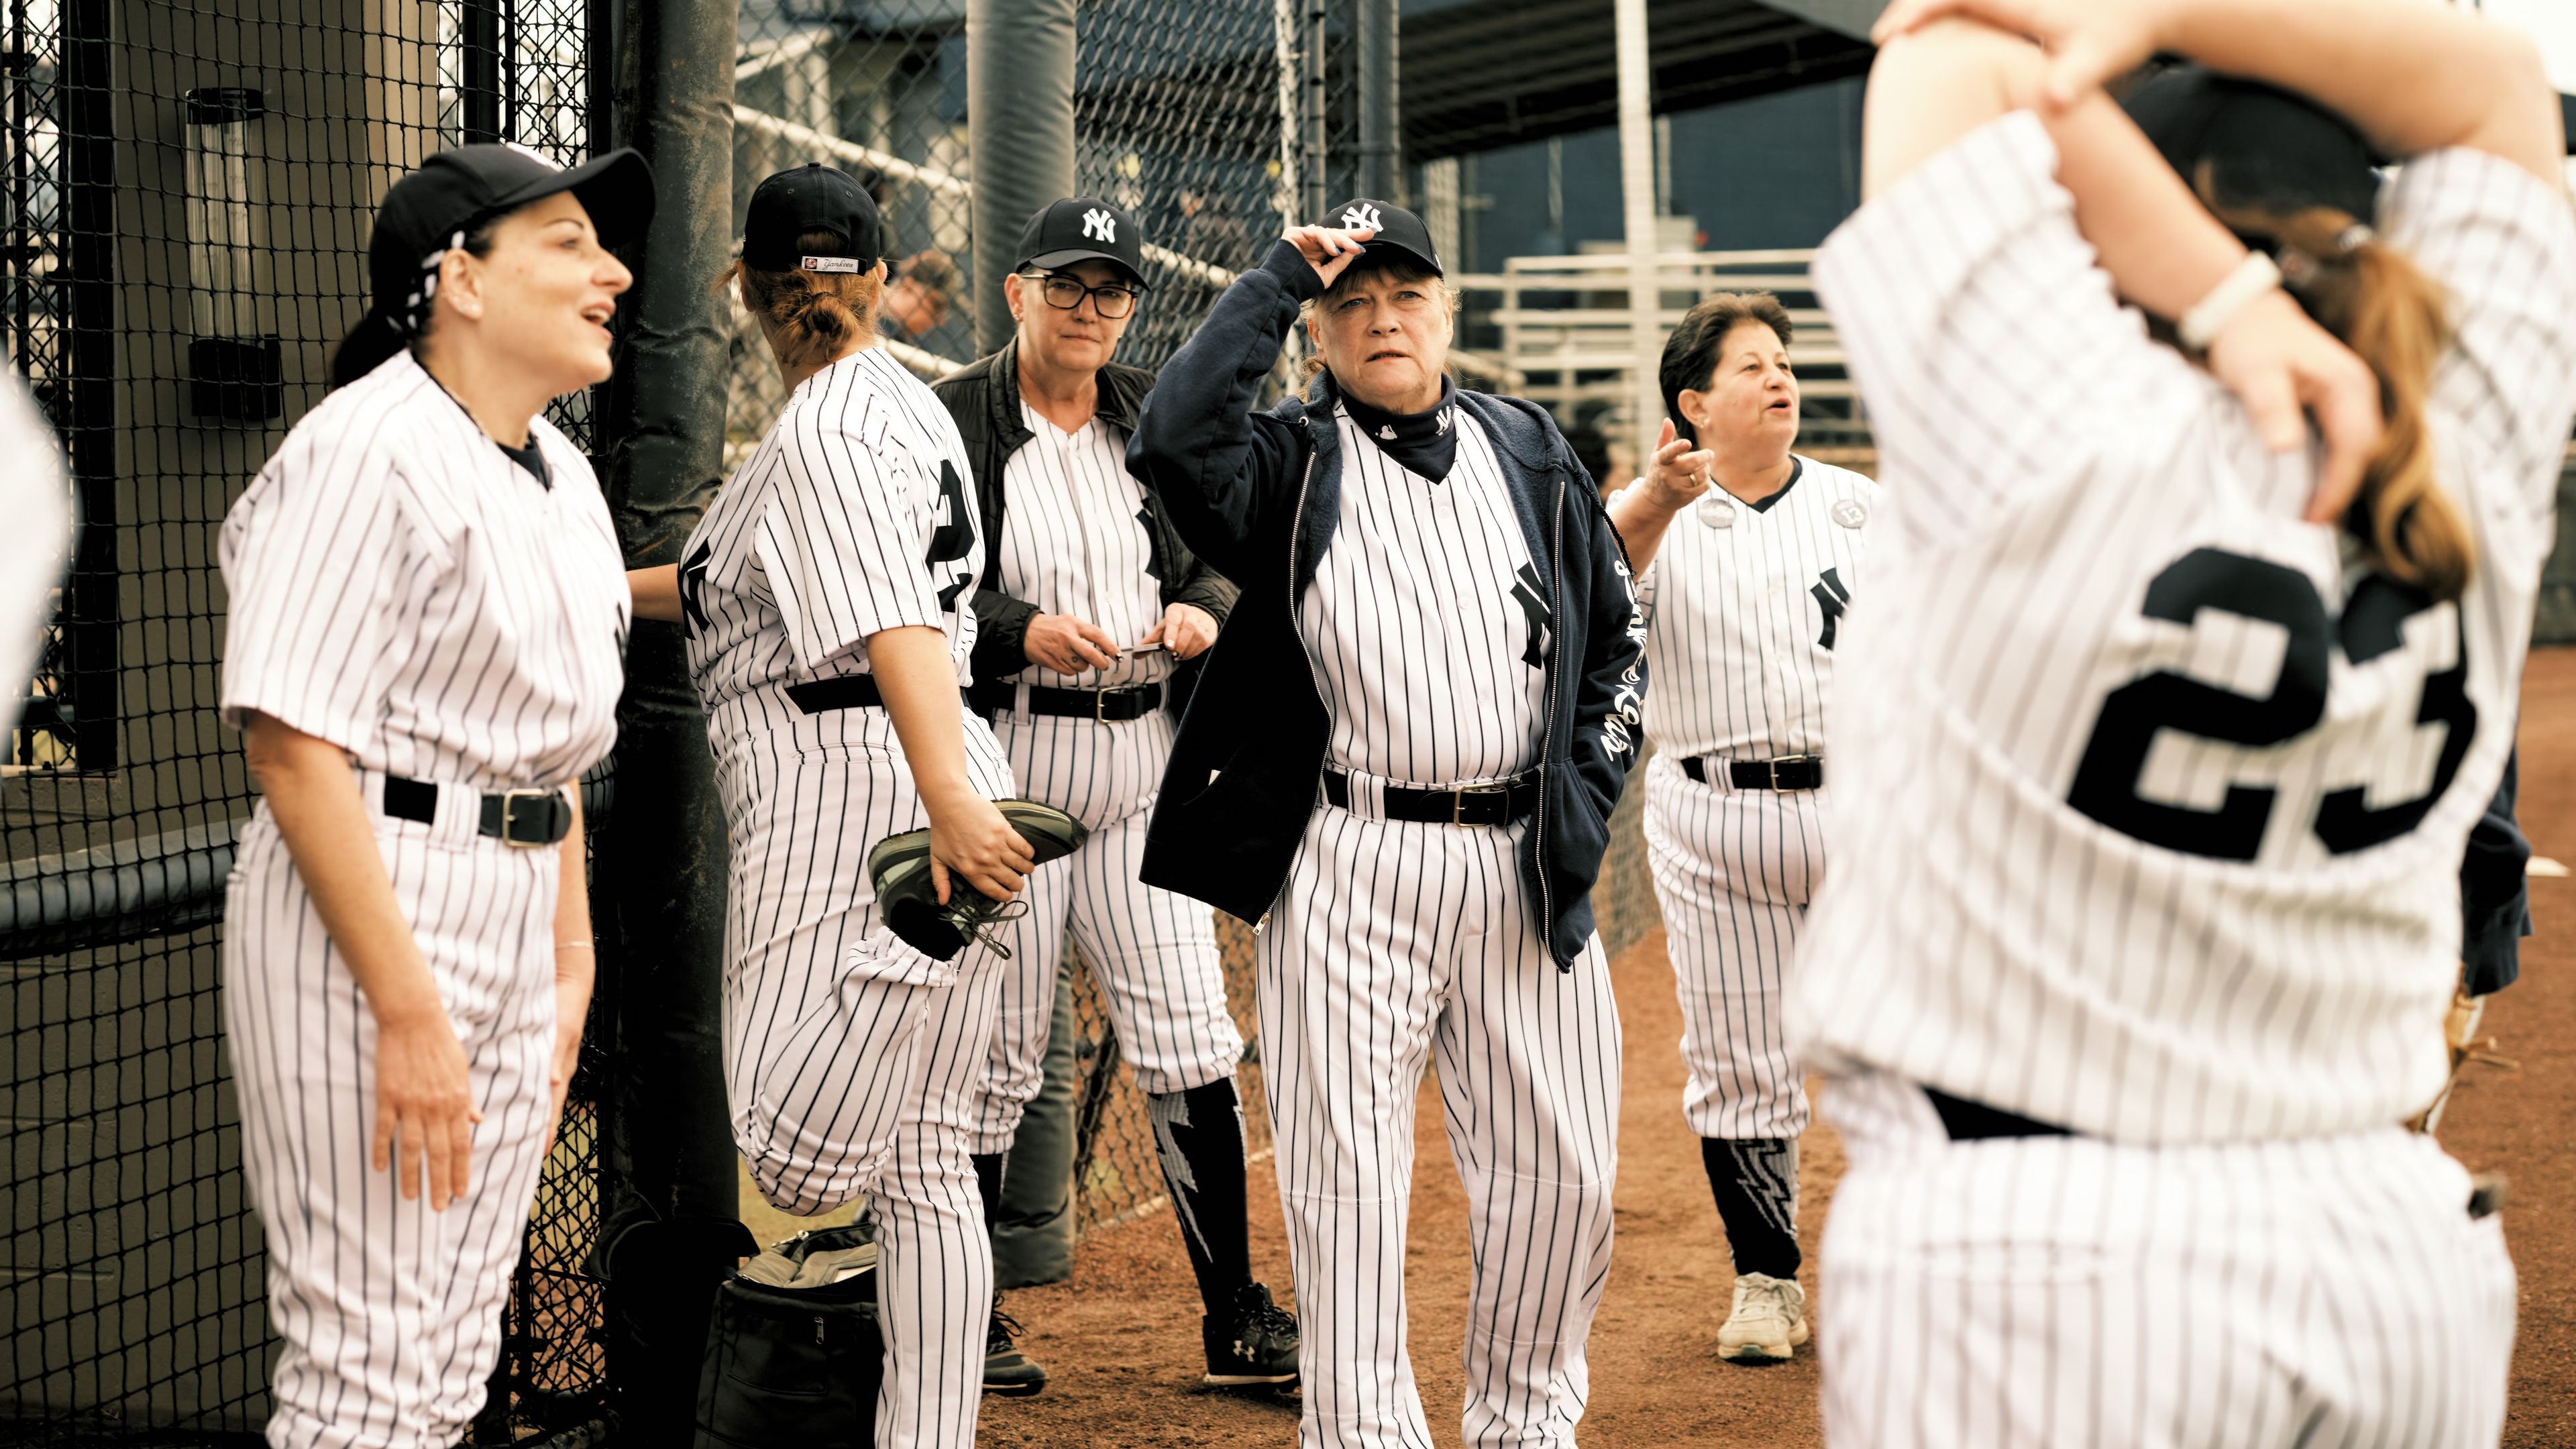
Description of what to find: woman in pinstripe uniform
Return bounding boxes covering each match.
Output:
[220,144,651,1449]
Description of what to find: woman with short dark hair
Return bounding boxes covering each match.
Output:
[1605,287,1881,1365]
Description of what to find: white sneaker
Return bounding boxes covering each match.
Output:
[1717,1271,1809,1362]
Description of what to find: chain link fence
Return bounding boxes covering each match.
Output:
[3,0,1667,1438]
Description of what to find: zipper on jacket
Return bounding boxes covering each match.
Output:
[1537,472,1564,967]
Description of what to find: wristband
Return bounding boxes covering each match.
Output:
[2178,251,2283,354]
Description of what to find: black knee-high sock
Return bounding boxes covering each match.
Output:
[1146,1077,1254,1318]
[1703,1136,1801,1279]
[971,1151,1006,1241]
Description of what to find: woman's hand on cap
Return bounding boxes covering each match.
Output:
[2204,288,2382,525]
[1283,225,1379,289]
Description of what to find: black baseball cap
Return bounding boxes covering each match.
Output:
[1318,197,1442,277]
[1014,197,1147,286]
[2123,66,2381,227]
[368,143,655,334]
[743,163,883,273]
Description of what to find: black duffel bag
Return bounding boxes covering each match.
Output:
[694,1226,884,1449]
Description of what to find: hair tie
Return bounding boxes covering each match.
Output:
[2277,248,2322,289]
[2335,223,2375,254]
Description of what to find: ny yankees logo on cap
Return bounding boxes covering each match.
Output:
[1082,207,1116,243]
[1342,202,1384,231]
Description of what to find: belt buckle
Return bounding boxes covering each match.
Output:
[1093,687,1112,724]
[1452,782,1507,824]
[498,788,553,847]
[1768,755,1811,794]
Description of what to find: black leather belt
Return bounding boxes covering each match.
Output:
[967,679,1163,723]
[1680,753,1824,792]
[786,676,891,713]
[1921,1086,2073,1141]
[1322,767,1540,827]
[382,775,573,847]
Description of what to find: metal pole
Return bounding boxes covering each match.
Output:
[968,0,1077,358]
[462,0,503,144]
[595,0,740,1440]
[1356,0,1397,201]
[62,0,112,771]
[1301,0,1327,219]
[1615,0,1660,476]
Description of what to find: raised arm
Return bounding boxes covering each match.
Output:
[1126,229,1373,580]
[1876,0,2563,182]
[1859,15,2385,522]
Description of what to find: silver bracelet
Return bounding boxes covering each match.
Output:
[2178,251,2284,354]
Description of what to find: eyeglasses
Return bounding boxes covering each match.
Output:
[1024,272,1140,319]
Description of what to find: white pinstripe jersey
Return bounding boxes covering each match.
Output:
[1301,407,1546,788]
[219,352,629,790]
[1619,455,1877,761]
[680,345,984,716]
[994,406,1173,692]
[1790,115,2576,1143]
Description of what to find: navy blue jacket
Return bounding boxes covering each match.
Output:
[1125,240,1648,968]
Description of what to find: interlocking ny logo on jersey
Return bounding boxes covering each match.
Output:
[678,538,713,639]
[1342,203,1383,232]
[1810,567,1851,650]
[1509,562,1553,670]
[925,460,975,612]
[1082,208,1116,243]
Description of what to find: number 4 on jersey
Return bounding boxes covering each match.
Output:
[2068,547,2475,861]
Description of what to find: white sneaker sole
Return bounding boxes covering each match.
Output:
[1719,1318,1811,1362]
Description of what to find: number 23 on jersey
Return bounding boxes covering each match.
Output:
[2069,547,2475,863]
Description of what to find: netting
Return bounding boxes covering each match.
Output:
[0,1,602,1441]
[2,0,1668,1438]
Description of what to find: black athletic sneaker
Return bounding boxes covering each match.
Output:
[869,799,1089,959]
[1201,1281,1299,1387]
[983,1293,1047,1397]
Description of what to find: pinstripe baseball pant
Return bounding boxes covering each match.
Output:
[1642,751,1823,1140]
[1260,805,1621,1449]
[712,691,1016,1449]
[971,706,1240,1153]
[225,797,562,1449]
[1819,1069,2516,1449]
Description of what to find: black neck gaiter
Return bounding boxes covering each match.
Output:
[1340,375,1460,483]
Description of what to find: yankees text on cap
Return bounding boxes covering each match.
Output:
[1014,196,1148,286]
[370,143,656,335]
[1320,197,1441,277]
[743,162,883,273]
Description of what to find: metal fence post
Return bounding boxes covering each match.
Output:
[968,0,1077,358]
[593,0,743,1440]
[1356,0,1397,202]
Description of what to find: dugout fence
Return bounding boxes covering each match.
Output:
[0,1,1651,1444]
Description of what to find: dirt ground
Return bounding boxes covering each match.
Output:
[970,651,2576,1449]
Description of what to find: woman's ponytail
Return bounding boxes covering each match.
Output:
[2218,199,2473,602]
[714,228,882,372]
[326,310,409,391]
